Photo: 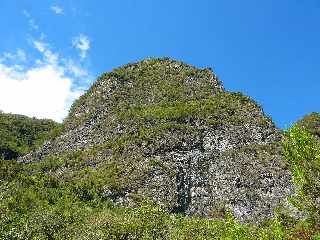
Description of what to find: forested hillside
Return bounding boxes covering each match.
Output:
[0,112,59,160]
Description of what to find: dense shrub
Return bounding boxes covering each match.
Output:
[283,126,320,221]
[0,113,60,159]
[296,112,320,139]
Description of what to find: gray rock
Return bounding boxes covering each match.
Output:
[19,58,299,223]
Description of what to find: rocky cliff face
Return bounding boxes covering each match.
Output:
[20,58,295,223]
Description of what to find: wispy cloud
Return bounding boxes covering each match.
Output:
[33,41,59,65]
[0,39,90,122]
[64,59,88,78]
[51,5,64,15]
[16,49,27,62]
[1,49,27,62]
[22,10,39,30]
[0,8,93,122]
[72,34,90,59]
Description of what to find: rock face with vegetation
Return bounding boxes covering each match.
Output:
[0,112,59,160]
[20,58,295,223]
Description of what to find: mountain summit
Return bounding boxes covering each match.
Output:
[20,58,295,223]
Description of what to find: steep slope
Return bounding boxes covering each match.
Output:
[0,112,59,160]
[20,58,295,223]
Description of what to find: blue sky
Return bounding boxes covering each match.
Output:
[0,0,319,127]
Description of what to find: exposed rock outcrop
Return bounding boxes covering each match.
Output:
[19,58,296,223]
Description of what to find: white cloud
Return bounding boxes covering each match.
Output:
[0,64,82,122]
[51,5,63,15]
[1,49,27,62]
[33,40,59,65]
[0,13,92,122]
[72,34,90,59]
[0,40,89,122]
[17,49,27,61]
[64,59,88,78]
[22,10,39,30]
[0,12,92,122]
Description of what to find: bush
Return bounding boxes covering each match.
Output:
[283,125,320,220]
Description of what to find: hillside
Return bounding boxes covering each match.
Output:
[0,112,59,160]
[1,58,319,239]
[20,58,293,223]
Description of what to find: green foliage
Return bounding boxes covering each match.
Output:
[64,58,224,130]
[2,121,319,238]
[1,59,320,238]
[1,156,320,239]
[0,113,60,159]
[0,160,93,239]
[119,92,258,124]
[296,112,320,139]
[283,125,320,219]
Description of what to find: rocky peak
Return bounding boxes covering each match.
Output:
[22,58,225,160]
[19,58,296,223]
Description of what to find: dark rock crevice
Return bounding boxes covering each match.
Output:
[172,155,192,214]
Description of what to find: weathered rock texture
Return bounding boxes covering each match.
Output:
[20,58,295,223]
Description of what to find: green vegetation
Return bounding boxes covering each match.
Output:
[118,92,262,124]
[283,126,320,221]
[0,59,319,238]
[296,112,320,139]
[109,91,272,155]
[0,124,319,239]
[0,112,60,159]
[64,58,224,130]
